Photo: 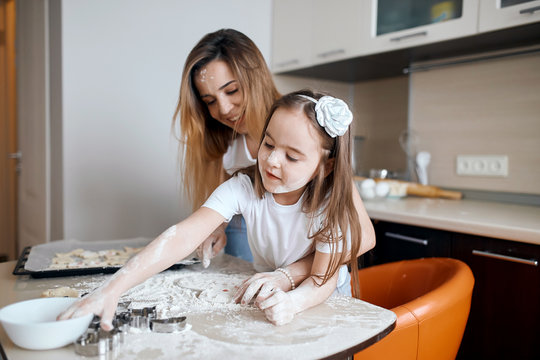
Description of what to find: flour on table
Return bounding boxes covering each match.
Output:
[40,256,382,360]
[121,271,250,318]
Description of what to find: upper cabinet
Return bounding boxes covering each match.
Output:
[272,0,365,72]
[363,0,478,53]
[310,0,365,66]
[479,0,540,32]
[271,0,312,72]
[272,0,540,81]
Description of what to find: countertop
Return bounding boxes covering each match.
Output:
[0,255,396,360]
[363,197,540,245]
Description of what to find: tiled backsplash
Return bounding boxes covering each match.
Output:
[410,51,540,195]
[273,50,540,196]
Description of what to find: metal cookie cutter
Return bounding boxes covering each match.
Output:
[150,316,187,333]
[129,305,157,331]
[74,326,121,357]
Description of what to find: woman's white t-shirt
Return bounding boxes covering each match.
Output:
[202,173,349,290]
[222,135,256,175]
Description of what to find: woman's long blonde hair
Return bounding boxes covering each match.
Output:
[253,90,362,298]
[173,29,280,209]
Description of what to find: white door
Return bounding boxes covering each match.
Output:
[16,0,50,249]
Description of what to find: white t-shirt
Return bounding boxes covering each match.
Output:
[222,135,256,175]
[202,173,349,290]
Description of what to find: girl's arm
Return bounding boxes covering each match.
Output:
[234,253,315,305]
[257,251,339,326]
[58,207,225,329]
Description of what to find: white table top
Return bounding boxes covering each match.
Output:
[364,197,540,245]
[0,255,396,360]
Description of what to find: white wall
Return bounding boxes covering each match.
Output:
[61,0,272,241]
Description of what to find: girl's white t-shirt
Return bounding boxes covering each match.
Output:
[222,135,256,175]
[202,173,349,289]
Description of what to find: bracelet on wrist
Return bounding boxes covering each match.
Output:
[276,267,295,290]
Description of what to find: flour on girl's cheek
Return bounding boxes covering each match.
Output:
[261,151,311,194]
[273,175,310,194]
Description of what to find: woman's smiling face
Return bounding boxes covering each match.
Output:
[194,60,247,134]
[258,107,324,205]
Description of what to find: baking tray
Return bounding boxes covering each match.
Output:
[13,238,199,278]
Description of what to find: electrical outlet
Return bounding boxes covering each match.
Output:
[456,155,508,177]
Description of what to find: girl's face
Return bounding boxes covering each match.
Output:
[258,107,325,205]
[194,60,247,134]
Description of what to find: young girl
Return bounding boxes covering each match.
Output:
[59,90,374,327]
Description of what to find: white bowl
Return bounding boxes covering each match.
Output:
[0,297,93,350]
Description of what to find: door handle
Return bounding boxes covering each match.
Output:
[390,31,428,42]
[472,249,538,266]
[384,232,428,246]
[519,6,540,15]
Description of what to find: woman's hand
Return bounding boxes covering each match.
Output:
[258,289,299,326]
[57,286,120,331]
[233,270,291,305]
[196,223,227,268]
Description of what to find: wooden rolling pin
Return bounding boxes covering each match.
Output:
[406,183,462,200]
[353,176,463,200]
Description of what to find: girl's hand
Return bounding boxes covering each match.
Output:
[233,270,291,305]
[57,287,119,331]
[258,289,299,326]
[196,223,227,268]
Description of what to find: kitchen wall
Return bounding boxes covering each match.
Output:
[409,49,540,195]
[353,76,409,176]
[58,0,272,241]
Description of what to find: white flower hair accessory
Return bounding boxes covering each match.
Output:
[299,94,353,137]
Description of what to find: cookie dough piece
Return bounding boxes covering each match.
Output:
[41,286,79,298]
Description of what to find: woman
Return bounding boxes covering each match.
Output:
[173,29,281,263]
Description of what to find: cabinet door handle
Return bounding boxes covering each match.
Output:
[275,59,299,68]
[472,250,538,266]
[390,31,428,42]
[384,232,428,246]
[519,6,540,15]
[316,48,345,59]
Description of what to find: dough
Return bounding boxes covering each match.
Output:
[41,286,79,298]
[47,246,143,270]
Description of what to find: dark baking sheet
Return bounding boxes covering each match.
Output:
[13,239,200,278]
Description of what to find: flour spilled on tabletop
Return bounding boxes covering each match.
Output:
[42,258,363,359]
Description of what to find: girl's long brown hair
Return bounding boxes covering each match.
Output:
[253,90,362,298]
[173,29,280,209]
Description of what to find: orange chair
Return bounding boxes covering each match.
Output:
[354,258,474,360]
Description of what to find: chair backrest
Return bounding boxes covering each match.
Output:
[354,257,474,360]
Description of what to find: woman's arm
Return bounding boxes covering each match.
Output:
[58,207,225,329]
[352,179,376,256]
[197,222,228,268]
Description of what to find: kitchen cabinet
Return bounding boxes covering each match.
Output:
[363,0,479,54]
[271,0,312,72]
[479,0,540,33]
[452,233,540,359]
[310,0,365,66]
[271,0,365,72]
[272,0,540,82]
[361,220,540,360]
[365,220,452,266]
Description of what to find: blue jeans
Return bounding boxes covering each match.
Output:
[224,215,253,262]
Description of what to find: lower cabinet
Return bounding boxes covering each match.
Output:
[361,220,540,360]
